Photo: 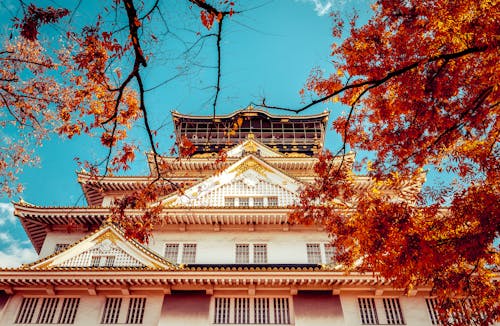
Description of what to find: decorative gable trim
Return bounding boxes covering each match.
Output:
[26,223,178,271]
[161,155,303,208]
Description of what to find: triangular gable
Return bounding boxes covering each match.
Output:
[27,223,178,270]
[161,155,303,207]
[226,137,283,158]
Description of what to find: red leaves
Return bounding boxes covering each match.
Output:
[110,183,172,244]
[178,135,196,157]
[200,11,215,30]
[15,5,69,41]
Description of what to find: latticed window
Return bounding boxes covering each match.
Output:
[164,243,179,262]
[382,298,404,325]
[254,298,270,324]
[15,298,39,324]
[267,197,278,206]
[253,197,264,207]
[306,244,321,263]
[239,197,249,207]
[225,197,235,207]
[54,243,69,253]
[101,298,122,324]
[253,244,267,264]
[236,244,250,263]
[324,243,335,264]
[358,298,405,325]
[358,298,378,325]
[235,298,250,324]
[426,298,440,325]
[126,298,146,324]
[426,298,486,325]
[214,297,231,324]
[181,244,197,263]
[58,298,80,324]
[236,244,268,263]
[15,297,80,324]
[37,298,59,324]
[213,297,291,324]
[91,256,116,267]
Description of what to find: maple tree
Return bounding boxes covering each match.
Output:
[283,0,499,325]
[1,0,498,324]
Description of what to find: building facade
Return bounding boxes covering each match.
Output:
[0,108,495,325]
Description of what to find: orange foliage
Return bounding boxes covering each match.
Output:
[295,0,499,324]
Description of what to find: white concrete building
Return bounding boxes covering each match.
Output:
[0,108,495,325]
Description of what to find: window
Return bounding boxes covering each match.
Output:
[236,244,267,264]
[91,256,116,267]
[425,298,440,325]
[15,297,80,324]
[253,197,264,207]
[164,243,197,263]
[253,244,267,264]
[58,298,80,324]
[324,243,335,264]
[101,297,146,324]
[54,243,69,253]
[267,197,278,206]
[236,244,250,263]
[225,197,235,207]
[239,197,250,207]
[425,298,487,325]
[101,298,122,324]
[224,197,279,207]
[213,297,290,324]
[15,298,39,324]
[181,244,197,264]
[358,298,404,325]
[306,243,335,264]
[126,298,146,324]
[164,244,179,262]
[306,244,321,264]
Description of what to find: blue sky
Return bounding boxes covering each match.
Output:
[0,0,373,266]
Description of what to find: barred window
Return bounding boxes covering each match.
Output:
[54,243,69,253]
[324,243,335,264]
[359,298,378,325]
[236,244,250,264]
[267,197,278,206]
[236,244,268,264]
[239,197,249,207]
[164,244,179,262]
[91,256,116,267]
[383,298,404,325]
[358,297,404,325]
[426,298,487,325]
[181,244,197,264]
[306,244,321,264]
[214,298,231,324]
[101,298,122,324]
[58,298,80,324]
[235,298,250,324]
[37,298,59,324]
[214,297,291,324]
[15,297,80,324]
[225,197,235,207]
[306,243,335,264]
[126,298,146,324]
[253,244,267,264]
[15,298,39,324]
[253,197,264,207]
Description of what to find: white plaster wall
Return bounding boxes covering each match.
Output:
[147,228,331,264]
[339,292,450,326]
[0,293,164,326]
[38,231,86,259]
